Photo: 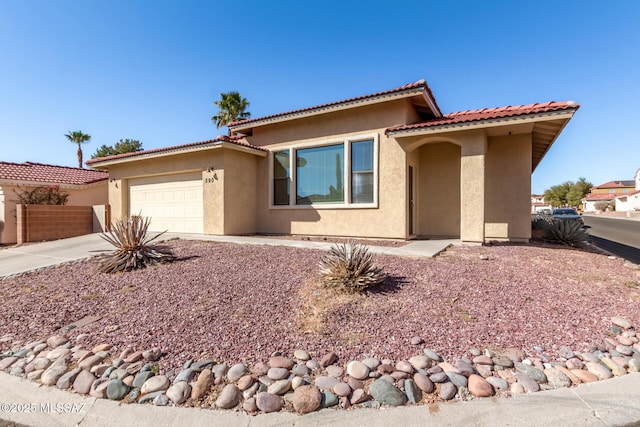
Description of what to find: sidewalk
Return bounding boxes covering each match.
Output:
[1,370,638,427]
[0,233,456,278]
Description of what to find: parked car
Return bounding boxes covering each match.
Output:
[551,208,584,225]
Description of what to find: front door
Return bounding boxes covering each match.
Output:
[408,165,415,235]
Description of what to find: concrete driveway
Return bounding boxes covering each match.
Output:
[0,233,112,278]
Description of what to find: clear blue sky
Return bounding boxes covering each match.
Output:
[1,0,638,193]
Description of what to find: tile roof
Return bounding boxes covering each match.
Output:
[593,180,635,189]
[0,161,108,185]
[582,193,617,201]
[228,80,441,129]
[86,135,266,166]
[386,101,579,133]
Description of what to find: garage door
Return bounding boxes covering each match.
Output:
[129,172,203,233]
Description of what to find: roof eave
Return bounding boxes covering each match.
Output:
[229,86,429,133]
[386,110,577,137]
[0,178,108,189]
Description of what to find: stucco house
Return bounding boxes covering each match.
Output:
[615,168,640,213]
[87,80,579,243]
[0,162,108,244]
[582,179,636,212]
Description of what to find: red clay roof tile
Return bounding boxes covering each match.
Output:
[0,161,108,185]
[386,101,579,133]
[85,135,266,165]
[593,180,635,189]
[228,80,441,129]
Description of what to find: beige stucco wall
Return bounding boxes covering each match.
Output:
[416,143,461,238]
[222,150,258,234]
[248,101,415,239]
[0,182,107,245]
[484,133,532,241]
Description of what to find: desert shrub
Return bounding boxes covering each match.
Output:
[319,241,386,293]
[531,215,552,239]
[594,200,614,211]
[98,215,174,273]
[14,185,69,205]
[544,218,589,247]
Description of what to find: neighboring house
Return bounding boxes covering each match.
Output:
[615,168,640,212]
[0,162,108,244]
[531,194,552,213]
[87,80,579,243]
[582,179,636,212]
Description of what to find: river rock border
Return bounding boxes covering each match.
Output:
[1,317,639,415]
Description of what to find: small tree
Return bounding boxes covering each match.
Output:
[14,186,69,205]
[92,139,143,158]
[543,177,592,207]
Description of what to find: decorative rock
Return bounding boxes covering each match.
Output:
[27,370,44,381]
[414,372,434,393]
[292,385,322,414]
[468,374,494,397]
[133,371,155,388]
[396,360,414,374]
[430,372,448,383]
[486,376,508,390]
[347,361,370,380]
[580,352,600,363]
[439,382,457,400]
[350,388,368,404]
[472,355,493,366]
[142,348,162,362]
[446,372,468,387]
[267,367,290,380]
[46,335,68,348]
[79,355,105,371]
[294,349,310,361]
[555,366,581,385]
[320,352,338,367]
[57,368,81,390]
[454,360,475,377]
[423,349,443,362]
[89,378,109,398]
[325,365,344,378]
[617,335,634,346]
[153,394,169,406]
[243,397,257,412]
[600,357,626,376]
[492,356,514,368]
[315,375,340,390]
[615,345,634,357]
[256,392,282,413]
[0,357,17,369]
[408,355,431,370]
[212,364,228,380]
[267,379,291,395]
[410,336,424,345]
[173,368,195,384]
[544,368,572,388]
[566,358,584,370]
[140,375,170,394]
[515,373,540,392]
[138,390,163,404]
[404,378,421,404]
[514,362,547,384]
[571,369,599,383]
[348,377,364,390]
[237,374,254,391]
[269,356,294,370]
[191,369,213,400]
[191,359,215,372]
[586,362,613,380]
[107,379,130,400]
[475,364,493,378]
[46,348,72,361]
[333,382,351,397]
[611,316,632,329]
[73,370,96,394]
[321,391,339,408]
[391,371,409,380]
[362,358,380,370]
[41,364,67,386]
[438,362,455,372]
[243,382,260,399]
[510,382,525,394]
[166,381,191,405]
[291,376,306,390]
[628,359,640,372]
[292,364,311,376]
[305,360,321,371]
[558,347,575,360]
[92,343,111,353]
[369,379,407,406]
[216,384,241,409]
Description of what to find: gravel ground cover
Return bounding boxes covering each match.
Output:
[256,234,409,247]
[1,239,639,374]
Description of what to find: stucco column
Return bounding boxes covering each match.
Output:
[460,133,487,243]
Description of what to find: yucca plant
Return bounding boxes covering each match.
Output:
[319,241,386,293]
[98,215,174,273]
[544,218,590,247]
[531,215,552,239]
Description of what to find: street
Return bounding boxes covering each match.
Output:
[582,215,640,264]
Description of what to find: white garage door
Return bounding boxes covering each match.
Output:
[129,172,203,233]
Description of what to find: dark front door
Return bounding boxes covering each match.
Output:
[409,165,415,235]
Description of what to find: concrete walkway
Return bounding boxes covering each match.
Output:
[0,370,638,427]
[0,233,457,278]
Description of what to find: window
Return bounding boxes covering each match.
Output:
[273,151,290,205]
[351,140,373,203]
[296,144,344,205]
[270,136,377,208]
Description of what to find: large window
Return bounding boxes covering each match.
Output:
[271,136,377,208]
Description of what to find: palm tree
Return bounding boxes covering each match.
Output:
[211,91,251,135]
[65,130,92,168]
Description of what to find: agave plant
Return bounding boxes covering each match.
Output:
[98,215,174,273]
[319,241,386,293]
[544,218,590,247]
